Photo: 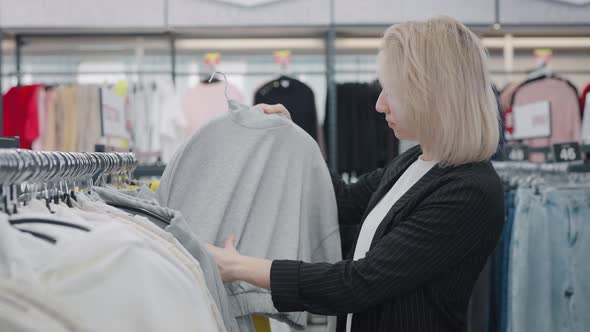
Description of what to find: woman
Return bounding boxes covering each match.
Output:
[208,16,505,332]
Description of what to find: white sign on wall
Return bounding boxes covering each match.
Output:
[509,101,552,140]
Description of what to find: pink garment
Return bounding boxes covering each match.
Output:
[183,82,244,137]
[500,81,522,111]
[512,77,581,162]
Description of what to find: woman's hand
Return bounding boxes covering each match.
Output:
[207,236,273,289]
[255,103,292,120]
[206,235,242,283]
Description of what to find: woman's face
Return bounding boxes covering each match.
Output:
[375,89,416,141]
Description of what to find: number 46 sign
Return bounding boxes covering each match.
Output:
[552,142,582,163]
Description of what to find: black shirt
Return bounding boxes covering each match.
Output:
[254,76,318,141]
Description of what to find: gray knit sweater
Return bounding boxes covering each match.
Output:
[156,101,341,329]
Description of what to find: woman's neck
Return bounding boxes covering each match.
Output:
[420,147,435,162]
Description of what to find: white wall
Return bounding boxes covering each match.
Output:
[168,0,330,27]
[333,0,495,25]
[500,0,590,24]
[0,0,166,28]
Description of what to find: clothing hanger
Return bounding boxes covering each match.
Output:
[10,219,91,232]
[17,229,56,244]
[208,71,231,105]
[104,202,170,225]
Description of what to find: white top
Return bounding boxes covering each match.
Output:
[346,155,438,332]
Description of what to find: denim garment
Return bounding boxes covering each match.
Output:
[508,187,590,332]
[500,191,516,332]
[507,188,539,332]
[490,190,515,332]
[542,188,590,332]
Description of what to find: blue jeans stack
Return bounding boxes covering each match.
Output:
[505,187,590,332]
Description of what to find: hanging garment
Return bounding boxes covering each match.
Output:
[128,85,153,156]
[56,86,81,152]
[43,88,59,151]
[78,85,102,152]
[324,82,399,175]
[500,81,523,112]
[580,83,590,144]
[183,81,244,137]
[2,85,42,149]
[510,77,581,161]
[507,187,590,332]
[254,76,319,141]
[31,88,46,151]
[0,279,91,332]
[151,81,187,163]
[93,186,244,332]
[157,101,342,329]
[0,201,226,332]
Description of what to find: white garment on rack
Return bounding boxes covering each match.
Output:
[0,279,91,332]
[1,200,226,332]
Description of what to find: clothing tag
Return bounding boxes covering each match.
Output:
[504,144,529,162]
[551,142,581,163]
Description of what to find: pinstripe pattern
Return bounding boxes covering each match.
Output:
[271,146,505,332]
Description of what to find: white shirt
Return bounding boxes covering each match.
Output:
[346,155,438,332]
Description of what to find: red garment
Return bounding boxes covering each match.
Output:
[2,85,41,149]
[580,83,590,116]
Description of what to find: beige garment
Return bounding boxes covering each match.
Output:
[43,88,59,151]
[57,86,81,151]
[78,85,102,152]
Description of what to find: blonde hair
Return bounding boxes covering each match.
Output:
[379,16,499,166]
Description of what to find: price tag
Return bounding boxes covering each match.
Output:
[509,101,552,140]
[552,142,581,163]
[504,144,529,162]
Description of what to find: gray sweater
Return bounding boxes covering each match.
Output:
[157,101,341,329]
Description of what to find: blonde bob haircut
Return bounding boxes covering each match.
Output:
[379,16,499,166]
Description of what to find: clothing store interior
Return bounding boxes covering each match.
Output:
[1,1,590,332]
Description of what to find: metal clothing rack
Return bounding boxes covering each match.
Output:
[0,150,137,185]
[493,160,590,173]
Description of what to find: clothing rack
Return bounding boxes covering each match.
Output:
[493,160,590,173]
[0,150,137,185]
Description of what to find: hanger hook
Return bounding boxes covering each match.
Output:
[208,71,230,102]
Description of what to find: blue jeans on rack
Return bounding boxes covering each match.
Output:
[497,191,516,332]
[490,191,515,332]
[507,187,590,332]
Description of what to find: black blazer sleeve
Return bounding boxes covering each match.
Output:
[271,177,501,315]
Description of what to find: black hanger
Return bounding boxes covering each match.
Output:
[10,218,91,232]
[17,229,57,244]
[202,76,220,84]
[106,202,170,225]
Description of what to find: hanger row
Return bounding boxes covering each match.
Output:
[0,150,137,186]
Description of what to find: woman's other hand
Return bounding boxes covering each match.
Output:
[207,235,242,283]
[207,235,273,289]
[255,103,292,120]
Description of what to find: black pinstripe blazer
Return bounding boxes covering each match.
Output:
[270,145,505,332]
